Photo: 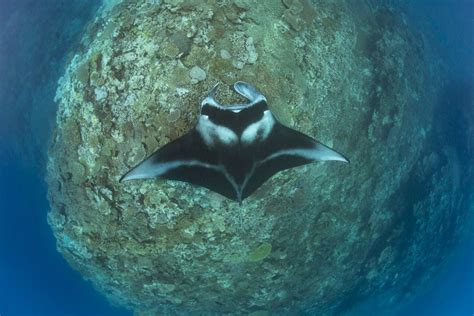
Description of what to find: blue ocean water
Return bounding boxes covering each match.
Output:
[0,1,131,315]
[0,0,472,315]
[400,3,474,314]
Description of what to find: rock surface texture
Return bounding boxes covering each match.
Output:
[46,0,472,315]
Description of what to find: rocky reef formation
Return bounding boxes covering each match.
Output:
[46,0,472,315]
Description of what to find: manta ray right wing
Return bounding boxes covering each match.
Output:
[242,122,349,199]
[120,130,238,200]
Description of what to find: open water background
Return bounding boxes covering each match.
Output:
[0,0,472,315]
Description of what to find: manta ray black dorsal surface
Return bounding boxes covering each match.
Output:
[120,81,349,203]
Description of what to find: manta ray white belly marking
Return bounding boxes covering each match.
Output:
[241,110,275,145]
[197,115,238,146]
[121,81,349,203]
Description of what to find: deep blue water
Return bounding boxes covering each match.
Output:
[0,161,131,316]
[399,3,474,314]
[0,0,472,315]
[0,1,131,315]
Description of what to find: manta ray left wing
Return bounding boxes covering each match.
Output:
[120,130,238,200]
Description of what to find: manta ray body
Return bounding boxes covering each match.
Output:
[121,81,348,203]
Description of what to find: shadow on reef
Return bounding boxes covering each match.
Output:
[335,78,474,316]
[432,78,474,166]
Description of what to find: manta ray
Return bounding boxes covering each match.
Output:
[121,81,348,203]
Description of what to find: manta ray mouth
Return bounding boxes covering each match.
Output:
[200,81,267,113]
[121,81,348,203]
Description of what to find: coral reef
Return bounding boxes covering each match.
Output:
[46,0,471,314]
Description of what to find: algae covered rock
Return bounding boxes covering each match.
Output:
[46,0,470,314]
